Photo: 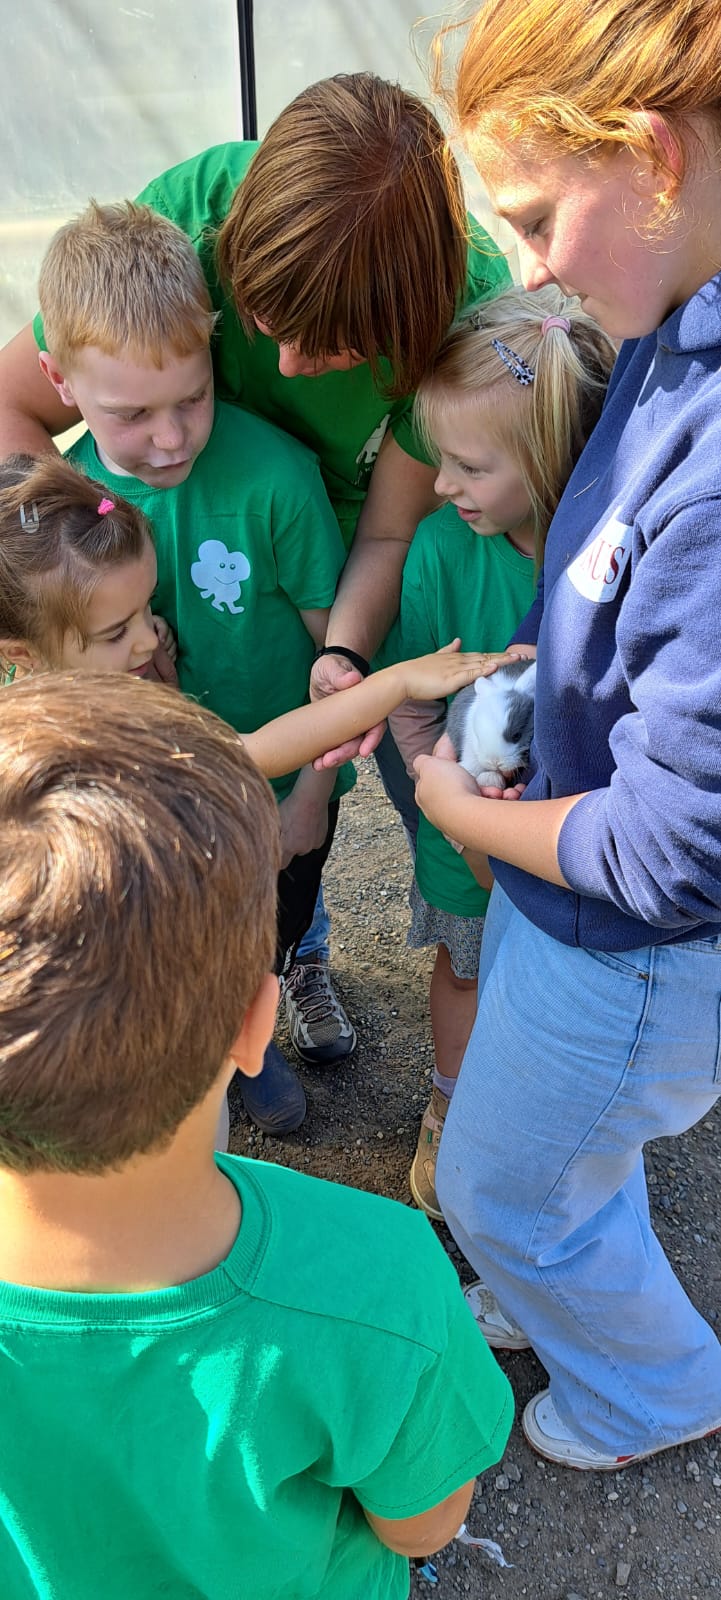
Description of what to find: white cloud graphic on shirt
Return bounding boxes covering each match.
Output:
[356,415,390,470]
[190,540,251,614]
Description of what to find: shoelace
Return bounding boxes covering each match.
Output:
[286,964,346,1025]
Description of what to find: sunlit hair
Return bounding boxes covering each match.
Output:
[0,673,280,1174]
[434,0,721,224]
[39,199,218,370]
[0,454,150,666]
[216,72,470,398]
[415,286,616,557]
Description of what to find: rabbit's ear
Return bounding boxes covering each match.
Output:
[514,661,536,697]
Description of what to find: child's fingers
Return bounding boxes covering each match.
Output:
[472,650,522,677]
[505,645,537,662]
[312,745,354,769]
[443,649,519,684]
[452,658,500,686]
[437,638,462,655]
[312,720,384,767]
[356,720,386,758]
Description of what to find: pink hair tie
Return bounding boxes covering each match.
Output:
[97,497,115,515]
[541,315,571,335]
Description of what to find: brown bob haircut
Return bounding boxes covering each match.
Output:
[216,72,469,398]
[0,673,280,1174]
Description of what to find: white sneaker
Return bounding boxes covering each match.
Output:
[523,1387,721,1471]
[464,1279,531,1351]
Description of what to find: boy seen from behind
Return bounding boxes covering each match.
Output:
[35,200,357,1136]
[0,674,512,1599]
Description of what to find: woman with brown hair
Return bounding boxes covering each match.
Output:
[0,73,507,651]
[414,0,721,1470]
[0,71,510,1072]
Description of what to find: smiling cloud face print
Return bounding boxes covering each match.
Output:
[190,540,252,614]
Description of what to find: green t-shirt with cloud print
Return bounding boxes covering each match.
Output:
[35,143,511,549]
[67,403,354,804]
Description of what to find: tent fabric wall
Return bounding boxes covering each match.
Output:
[1,1,514,348]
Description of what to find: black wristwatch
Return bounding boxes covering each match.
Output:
[313,645,371,678]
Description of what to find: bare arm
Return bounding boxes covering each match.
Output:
[413,754,585,888]
[277,763,336,867]
[459,848,495,891]
[308,433,439,761]
[363,1478,474,1558]
[319,431,438,665]
[274,607,336,864]
[298,606,330,650]
[243,649,504,780]
[0,323,80,455]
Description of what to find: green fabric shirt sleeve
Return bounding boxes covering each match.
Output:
[351,1254,513,1519]
[391,216,513,465]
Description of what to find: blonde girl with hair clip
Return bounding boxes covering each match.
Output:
[380,285,614,1220]
[414,0,721,1472]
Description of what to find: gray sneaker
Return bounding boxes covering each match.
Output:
[283,952,357,1066]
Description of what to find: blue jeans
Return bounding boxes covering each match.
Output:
[436,883,721,1455]
[296,884,332,961]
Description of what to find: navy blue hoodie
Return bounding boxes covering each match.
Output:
[495,273,721,950]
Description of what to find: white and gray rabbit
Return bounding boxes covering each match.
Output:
[445,659,536,789]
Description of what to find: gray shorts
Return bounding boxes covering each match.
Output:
[407,878,484,981]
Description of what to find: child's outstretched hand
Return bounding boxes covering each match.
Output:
[400,642,519,702]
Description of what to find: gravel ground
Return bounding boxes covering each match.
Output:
[229,761,721,1600]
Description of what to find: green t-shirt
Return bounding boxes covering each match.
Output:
[67,404,354,804]
[35,143,511,548]
[380,504,536,916]
[0,1153,513,1600]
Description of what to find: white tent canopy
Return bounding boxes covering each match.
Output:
[1,0,515,347]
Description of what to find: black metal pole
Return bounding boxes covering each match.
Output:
[236,0,258,139]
